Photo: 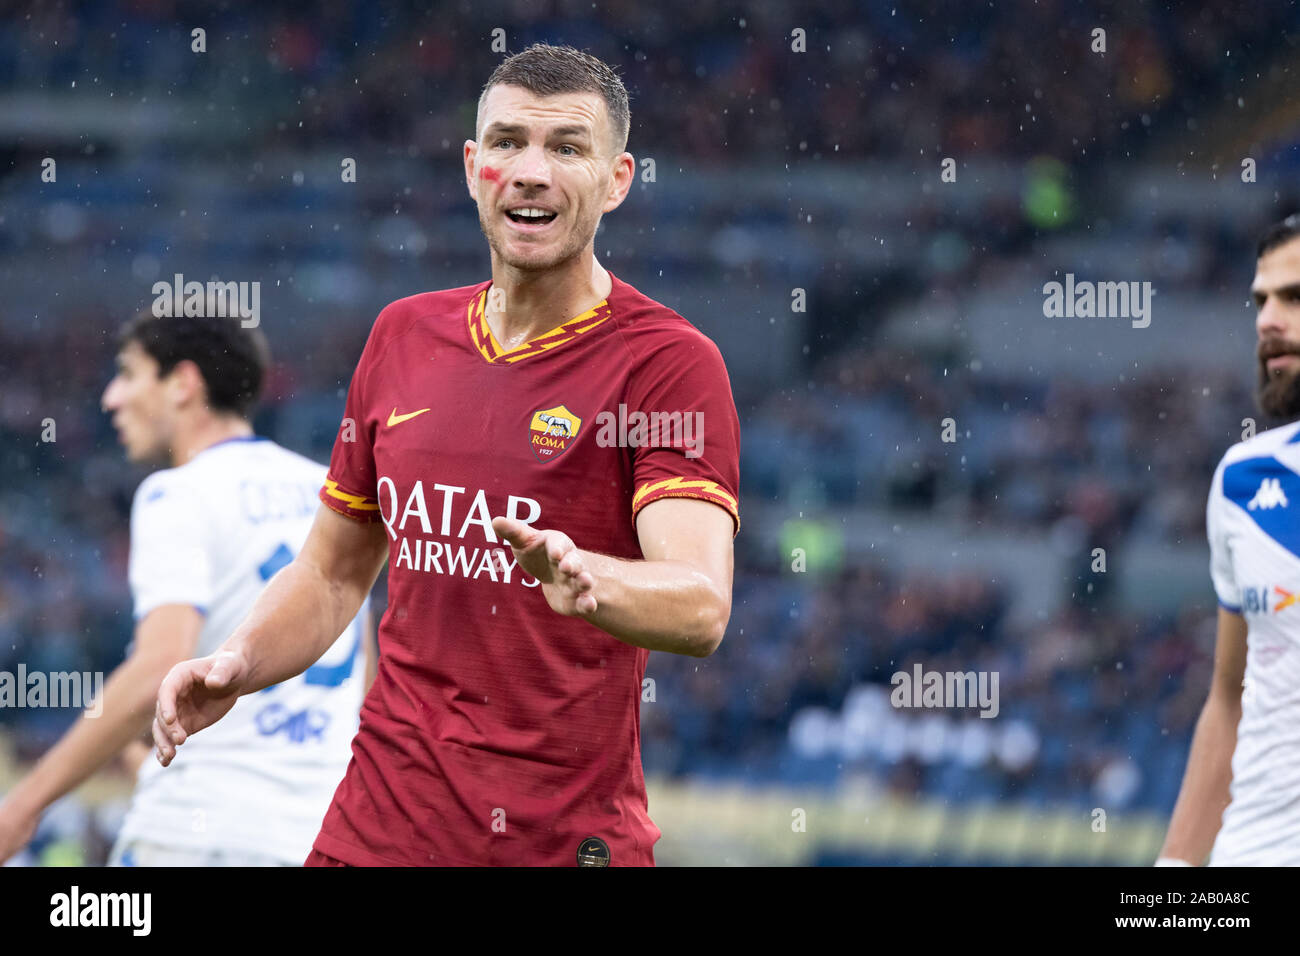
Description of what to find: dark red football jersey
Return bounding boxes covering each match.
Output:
[314,272,740,866]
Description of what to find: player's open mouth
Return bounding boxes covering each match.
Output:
[505,208,558,231]
[1267,354,1300,373]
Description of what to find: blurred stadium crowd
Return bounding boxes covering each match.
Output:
[3,0,1299,863]
[2,0,1292,158]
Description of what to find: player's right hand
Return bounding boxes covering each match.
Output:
[152,650,249,766]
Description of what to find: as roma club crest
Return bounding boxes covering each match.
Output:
[528,404,582,462]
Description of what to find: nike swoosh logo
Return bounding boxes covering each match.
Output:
[387,407,431,427]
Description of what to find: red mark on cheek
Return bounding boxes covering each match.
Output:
[480,165,501,184]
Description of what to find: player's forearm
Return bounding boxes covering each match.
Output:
[578,551,729,657]
[223,557,368,692]
[6,655,166,816]
[1160,692,1240,864]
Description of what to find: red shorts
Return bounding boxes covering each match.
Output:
[304,847,351,867]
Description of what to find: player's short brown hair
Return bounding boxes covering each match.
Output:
[118,309,270,419]
[477,43,630,154]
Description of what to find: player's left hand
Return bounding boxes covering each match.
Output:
[492,517,598,616]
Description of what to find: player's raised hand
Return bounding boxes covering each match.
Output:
[152,650,250,766]
[492,516,598,616]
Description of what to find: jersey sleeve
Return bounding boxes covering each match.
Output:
[320,319,383,523]
[624,329,741,535]
[1207,455,1241,613]
[128,472,213,620]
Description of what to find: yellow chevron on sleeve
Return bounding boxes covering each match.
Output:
[323,477,379,511]
[633,476,738,512]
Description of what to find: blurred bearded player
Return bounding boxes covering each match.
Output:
[1160,213,1300,866]
[152,43,740,867]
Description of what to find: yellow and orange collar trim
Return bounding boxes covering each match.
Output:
[467,285,613,365]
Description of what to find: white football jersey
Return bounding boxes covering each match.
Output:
[115,436,365,864]
[1206,419,1300,866]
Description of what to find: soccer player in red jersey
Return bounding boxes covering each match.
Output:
[152,44,740,866]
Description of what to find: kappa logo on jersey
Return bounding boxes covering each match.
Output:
[1247,477,1289,510]
[529,404,583,462]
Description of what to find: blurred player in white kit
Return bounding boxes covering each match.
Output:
[0,308,373,866]
[1162,214,1300,866]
